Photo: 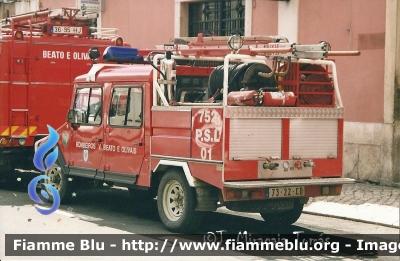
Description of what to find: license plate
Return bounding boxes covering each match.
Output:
[51,26,83,35]
[266,186,305,198]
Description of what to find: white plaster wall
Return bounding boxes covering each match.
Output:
[277,0,298,42]
[14,1,30,14]
[6,0,39,15]
[344,121,393,185]
[347,0,400,186]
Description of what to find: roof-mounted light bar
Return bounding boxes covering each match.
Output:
[102,46,143,63]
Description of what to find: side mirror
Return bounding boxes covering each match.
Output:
[67,109,81,130]
[67,109,77,123]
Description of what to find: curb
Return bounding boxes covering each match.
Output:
[303,210,400,229]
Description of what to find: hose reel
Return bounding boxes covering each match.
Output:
[209,63,277,100]
[299,64,334,106]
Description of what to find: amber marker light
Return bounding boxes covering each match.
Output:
[115,37,123,46]
[15,31,24,40]
[0,138,8,146]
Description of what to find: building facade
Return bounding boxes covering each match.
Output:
[2,0,399,186]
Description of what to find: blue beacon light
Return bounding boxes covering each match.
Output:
[102,46,143,63]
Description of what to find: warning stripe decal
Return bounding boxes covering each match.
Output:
[0,126,37,137]
[29,126,37,136]
[0,127,10,136]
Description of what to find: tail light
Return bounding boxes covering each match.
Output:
[8,138,18,146]
[0,138,7,146]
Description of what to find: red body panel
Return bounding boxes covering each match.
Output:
[188,161,223,188]
[151,110,192,158]
[281,118,290,159]
[191,108,223,161]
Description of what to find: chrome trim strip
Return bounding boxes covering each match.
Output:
[151,154,223,164]
[151,106,194,112]
[0,81,72,86]
[11,82,28,85]
[224,177,355,188]
[30,82,72,85]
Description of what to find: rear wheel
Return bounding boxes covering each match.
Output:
[157,169,203,232]
[44,162,73,203]
[260,199,304,226]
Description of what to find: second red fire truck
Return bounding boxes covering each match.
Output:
[0,8,127,177]
[37,34,358,231]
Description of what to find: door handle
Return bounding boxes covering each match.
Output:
[93,138,103,142]
[133,141,142,146]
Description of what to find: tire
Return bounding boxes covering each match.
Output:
[260,199,304,227]
[44,162,73,203]
[157,169,203,232]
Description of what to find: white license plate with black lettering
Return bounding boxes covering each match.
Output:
[51,26,83,35]
[267,186,305,198]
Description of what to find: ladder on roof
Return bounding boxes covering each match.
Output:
[1,9,51,33]
[0,7,118,39]
[152,33,360,59]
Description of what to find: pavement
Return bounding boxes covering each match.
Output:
[303,182,400,228]
[6,170,400,228]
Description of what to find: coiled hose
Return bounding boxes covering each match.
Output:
[209,63,276,100]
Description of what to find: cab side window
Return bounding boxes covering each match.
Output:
[74,87,102,124]
[109,86,142,127]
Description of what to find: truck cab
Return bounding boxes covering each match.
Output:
[38,35,358,232]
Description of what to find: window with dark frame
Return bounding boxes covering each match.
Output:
[74,87,102,125]
[109,86,143,128]
[188,0,245,37]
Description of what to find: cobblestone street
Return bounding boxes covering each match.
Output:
[307,182,400,207]
[304,182,400,228]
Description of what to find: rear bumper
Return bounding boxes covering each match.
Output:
[224,177,355,189]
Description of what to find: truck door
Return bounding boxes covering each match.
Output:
[68,87,104,179]
[102,85,144,184]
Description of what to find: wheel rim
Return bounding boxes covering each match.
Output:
[45,163,63,195]
[162,180,185,221]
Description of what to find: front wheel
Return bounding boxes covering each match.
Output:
[44,162,73,203]
[157,169,203,232]
[260,199,304,227]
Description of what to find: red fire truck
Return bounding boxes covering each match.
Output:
[0,8,127,176]
[39,35,359,231]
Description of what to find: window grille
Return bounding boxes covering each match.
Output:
[188,0,245,37]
